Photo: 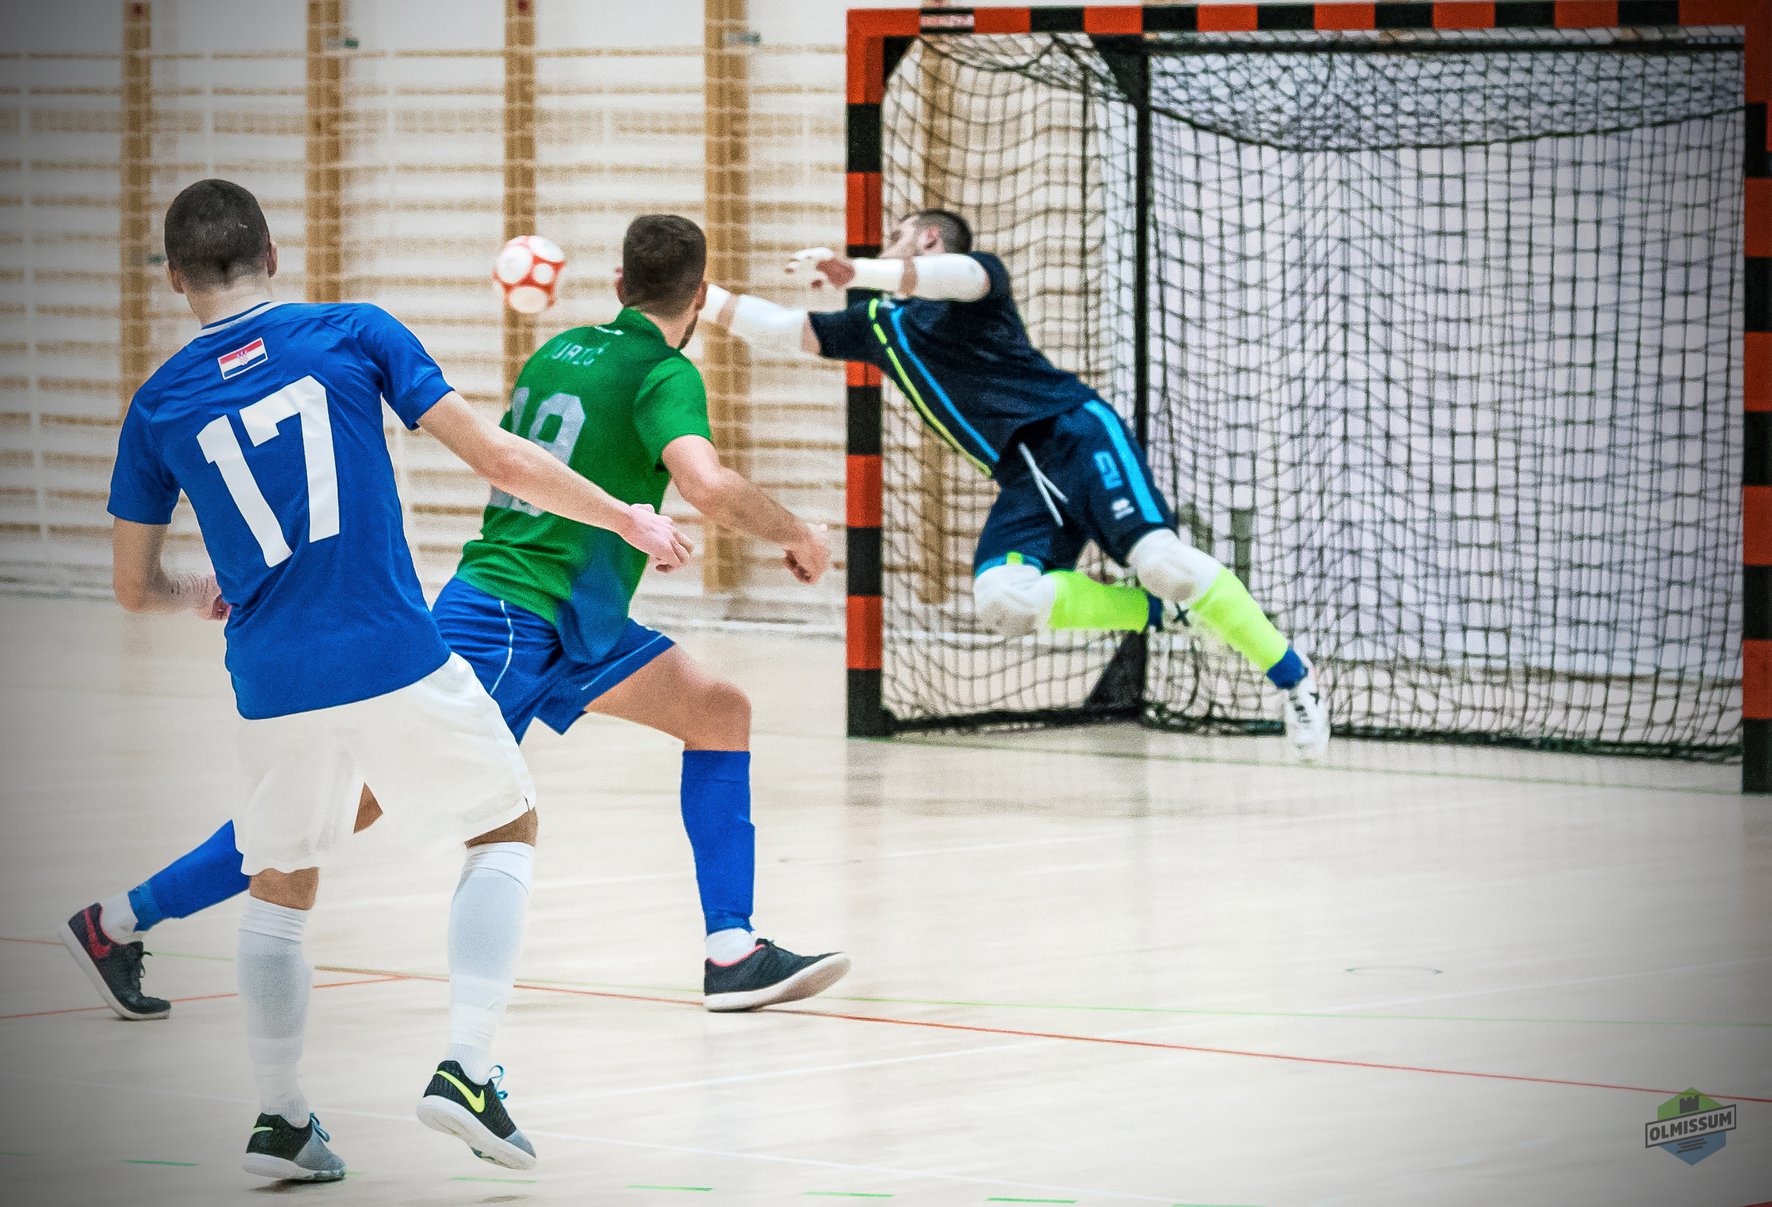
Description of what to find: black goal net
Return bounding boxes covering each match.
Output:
[871,25,1743,757]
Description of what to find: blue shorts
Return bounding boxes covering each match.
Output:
[974,401,1174,575]
[432,577,674,742]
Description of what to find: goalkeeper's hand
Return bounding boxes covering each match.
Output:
[785,247,853,290]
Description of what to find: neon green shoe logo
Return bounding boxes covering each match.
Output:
[436,1069,485,1113]
[249,1127,273,1136]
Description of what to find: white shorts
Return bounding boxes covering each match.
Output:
[234,654,536,875]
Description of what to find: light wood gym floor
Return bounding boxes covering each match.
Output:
[0,595,1766,1206]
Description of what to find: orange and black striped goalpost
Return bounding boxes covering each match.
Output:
[844,2,1771,791]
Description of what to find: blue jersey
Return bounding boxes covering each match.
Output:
[107,301,452,719]
[807,251,1097,476]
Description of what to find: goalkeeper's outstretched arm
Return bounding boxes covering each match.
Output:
[700,248,991,359]
[699,283,823,357]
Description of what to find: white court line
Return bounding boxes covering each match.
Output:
[0,1070,1177,1203]
[520,1009,1235,1111]
[522,1035,1058,1108]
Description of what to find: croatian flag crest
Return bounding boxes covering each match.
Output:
[218,337,267,380]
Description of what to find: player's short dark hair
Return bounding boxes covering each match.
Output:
[163,179,273,289]
[908,209,973,254]
[622,215,707,315]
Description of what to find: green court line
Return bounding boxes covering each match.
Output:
[450,1175,537,1184]
[888,734,1743,798]
[122,1159,197,1167]
[627,1186,714,1193]
[0,1152,33,1157]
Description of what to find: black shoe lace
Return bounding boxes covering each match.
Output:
[119,942,147,993]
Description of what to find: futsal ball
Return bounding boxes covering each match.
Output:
[494,235,566,315]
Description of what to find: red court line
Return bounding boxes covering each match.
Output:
[15,939,1772,1104]
[410,975,1772,1106]
[767,1008,1772,1106]
[0,975,406,1022]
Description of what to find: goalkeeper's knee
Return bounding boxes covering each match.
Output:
[972,562,1057,638]
[1127,528,1223,606]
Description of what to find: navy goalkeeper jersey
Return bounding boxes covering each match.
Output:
[807,251,1097,475]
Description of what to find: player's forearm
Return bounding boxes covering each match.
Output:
[488,437,637,536]
[701,286,820,356]
[689,466,811,548]
[119,567,218,614]
[111,518,220,615]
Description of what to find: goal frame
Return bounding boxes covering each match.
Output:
[843,0,1770,792]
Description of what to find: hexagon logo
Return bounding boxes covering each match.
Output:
[1644,1088,1735,1166]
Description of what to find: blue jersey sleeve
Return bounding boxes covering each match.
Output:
[107,397,180,525]
[807,302,883,365]
[346,304,452,428]
[968,252,1013,303]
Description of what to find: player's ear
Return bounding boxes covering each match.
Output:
[693,280,708,311]
[164,261,186,296]
[263,241,279,280]
[613,266,626,305]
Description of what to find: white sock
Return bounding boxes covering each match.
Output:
[706,928,758,965]
[238,897,311,1126]
[98,892,139,943]
[446,842,533,1084]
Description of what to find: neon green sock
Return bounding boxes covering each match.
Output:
[1046,570,1151,632]
[1188,569,1290,673]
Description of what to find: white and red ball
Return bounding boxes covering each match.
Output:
[493,235,566,315]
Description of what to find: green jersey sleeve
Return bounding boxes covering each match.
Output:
[633,356,712,468]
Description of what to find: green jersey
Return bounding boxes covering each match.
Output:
[455,307,710,661]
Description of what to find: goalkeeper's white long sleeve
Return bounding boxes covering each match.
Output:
[702,284,808,354]
[851,254,990,302]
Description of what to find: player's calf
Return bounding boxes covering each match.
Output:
[973,560,1156,638]
[1129,529,1332,760]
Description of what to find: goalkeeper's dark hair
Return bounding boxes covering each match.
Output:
[909,208,973,254]
[163,179,273,288]
[622,214,707,315]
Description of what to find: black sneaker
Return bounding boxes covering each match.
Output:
[58,904,169,1021]
[703,938,851,1012]
[241,1112,345,1182]
[416,1061,536,1170]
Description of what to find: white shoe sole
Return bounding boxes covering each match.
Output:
[705,952,852,1013]
[416,1095,537,1171]
[241,1152,344,1182]
[57,920,168,1021]
[1290,731,1330,763]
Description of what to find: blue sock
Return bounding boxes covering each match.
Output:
[126,821,251,932]
[1265,647,1308,691]
[680,751,754,934]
